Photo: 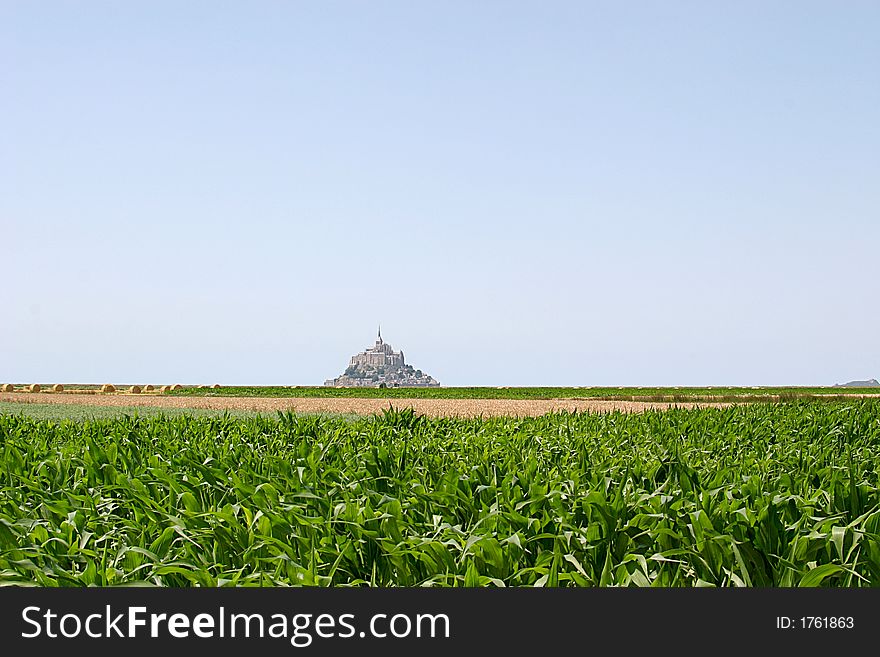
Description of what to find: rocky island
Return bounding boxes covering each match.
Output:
[324,329,440,388]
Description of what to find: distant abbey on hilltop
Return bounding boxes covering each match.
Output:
[324,328,440,388]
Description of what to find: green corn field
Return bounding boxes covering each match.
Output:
[1,401,879,586]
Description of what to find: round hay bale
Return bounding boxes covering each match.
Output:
[211,384,221,389]
[161,385,171,393]
[29,383,41,393]
[1,384,14,393]
[143,384,155,391]
[170,384,183,391]
[52,384,64,392]
[129,385,142,394]
[101,384,116,393]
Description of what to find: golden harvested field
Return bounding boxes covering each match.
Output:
[0,391,727,417]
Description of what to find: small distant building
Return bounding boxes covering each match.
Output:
[324,328,440,387]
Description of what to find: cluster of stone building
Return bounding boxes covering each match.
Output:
[324,330,440,388]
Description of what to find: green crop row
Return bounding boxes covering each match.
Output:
[1,401,879,586]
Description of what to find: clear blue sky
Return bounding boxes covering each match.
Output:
[2,1,877,386]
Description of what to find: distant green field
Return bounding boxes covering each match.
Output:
[168,385,878,400]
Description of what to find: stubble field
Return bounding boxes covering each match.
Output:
[0,391,726,418]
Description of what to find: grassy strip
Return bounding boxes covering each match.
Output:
[0,402,357,422]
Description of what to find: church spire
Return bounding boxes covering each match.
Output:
[378,324,382,344]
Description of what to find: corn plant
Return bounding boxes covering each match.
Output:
[1,401,879,586]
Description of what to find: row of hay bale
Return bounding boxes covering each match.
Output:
[122,383,223,393]
[2,383,46,393]
[1,383,221,394]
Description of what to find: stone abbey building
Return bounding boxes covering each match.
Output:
[324,329,440,387]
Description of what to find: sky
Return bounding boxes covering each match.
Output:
[2,1,878,387]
